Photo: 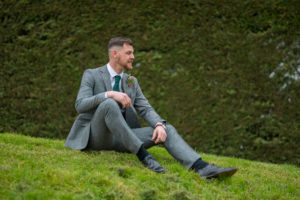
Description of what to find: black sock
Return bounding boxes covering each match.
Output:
[191,158,209,171]
[136,146,149,161]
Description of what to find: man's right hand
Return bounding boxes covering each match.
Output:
[107,91,131,108]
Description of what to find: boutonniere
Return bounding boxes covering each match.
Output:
[127,76,135,88]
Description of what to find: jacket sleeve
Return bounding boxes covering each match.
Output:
[133,78,166,127]
[75,69,106,113]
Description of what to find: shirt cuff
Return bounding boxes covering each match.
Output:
[105,92,108,98]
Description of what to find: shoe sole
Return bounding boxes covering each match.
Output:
[205,168,237,179]
[147,168,165,173]
[144,165,165,173]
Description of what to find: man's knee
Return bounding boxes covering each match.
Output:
[103,98,119,107]
[96,98,120,113]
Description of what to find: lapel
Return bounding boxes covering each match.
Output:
[123,74,140,128]
[98,65,112,91]
[122,73,129,95]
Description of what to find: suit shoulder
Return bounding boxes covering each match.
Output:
[97,65,107,71]
[82,69,94,78]
[83,65,106,74]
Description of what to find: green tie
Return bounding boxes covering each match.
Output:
[113,75,121,91]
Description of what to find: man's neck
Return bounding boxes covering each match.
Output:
[109,60,123,74]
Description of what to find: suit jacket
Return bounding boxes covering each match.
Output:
[65,65,165,150]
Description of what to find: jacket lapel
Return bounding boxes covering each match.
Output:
[122,73,129,94]
[98,65,112,91]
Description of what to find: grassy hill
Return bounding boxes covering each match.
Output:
[0,133,299,199]
[1,0,299,166]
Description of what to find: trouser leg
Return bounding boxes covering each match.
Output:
[88,98,143,154]
[124,125,201,169]
[163,125,201,169]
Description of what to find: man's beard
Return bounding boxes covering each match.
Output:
[121,61,133,71]
[117,57,133,71]
[124,62,133,70]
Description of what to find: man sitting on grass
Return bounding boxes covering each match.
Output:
[65,37,237,179]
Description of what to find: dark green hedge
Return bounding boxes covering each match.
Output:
[1,0,299,166]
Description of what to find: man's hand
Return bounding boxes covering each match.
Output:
[152,126,167,144]
[107,91,131,108]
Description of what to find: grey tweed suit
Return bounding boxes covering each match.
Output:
[65,65,200,169]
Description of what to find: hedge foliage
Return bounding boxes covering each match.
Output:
[1,0,299,165]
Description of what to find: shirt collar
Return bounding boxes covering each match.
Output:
[107,63,123,78]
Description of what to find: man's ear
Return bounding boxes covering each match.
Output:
[112,49,119,58]
[111,49,116,57]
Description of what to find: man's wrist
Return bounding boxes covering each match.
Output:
[155,122,166,130]
[107,91,113,98]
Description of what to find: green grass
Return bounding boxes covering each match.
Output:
[0,133,299,200]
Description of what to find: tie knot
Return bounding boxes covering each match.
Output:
[115,75,121,82]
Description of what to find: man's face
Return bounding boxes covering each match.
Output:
[116,43,135,71]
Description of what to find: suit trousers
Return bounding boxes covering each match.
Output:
[87,98,201,169]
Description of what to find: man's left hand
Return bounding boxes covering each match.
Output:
[152,126,167,144]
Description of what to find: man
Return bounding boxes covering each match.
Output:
[65,37,237,179]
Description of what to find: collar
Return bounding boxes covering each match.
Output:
[107,63,124,78]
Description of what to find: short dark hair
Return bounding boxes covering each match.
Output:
[108,37,133,50]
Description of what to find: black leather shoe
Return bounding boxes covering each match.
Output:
[197,164,237,179]
[142,155,165,173]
